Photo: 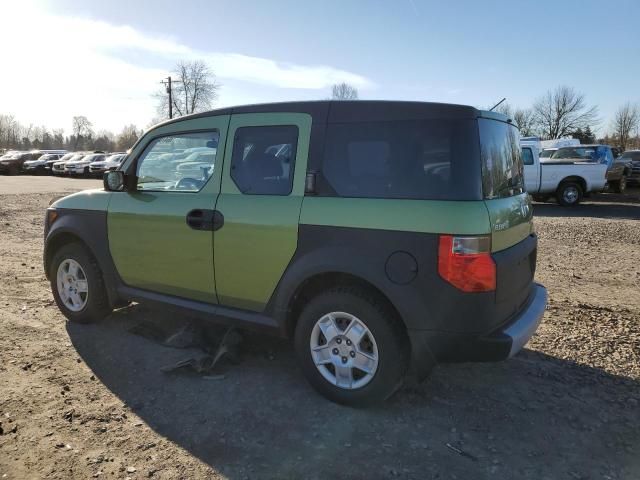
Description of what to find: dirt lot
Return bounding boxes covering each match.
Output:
[1,177,639,479]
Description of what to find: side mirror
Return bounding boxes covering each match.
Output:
[104,170,124,191]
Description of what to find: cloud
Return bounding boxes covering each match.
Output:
[0,2,373,132]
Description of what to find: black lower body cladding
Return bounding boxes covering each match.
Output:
[271,225,539,366]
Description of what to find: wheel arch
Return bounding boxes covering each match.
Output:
[282,270,407,339]
[558,175,587,192]
[44,210,121,306]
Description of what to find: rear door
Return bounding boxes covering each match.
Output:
[213,113,311,311]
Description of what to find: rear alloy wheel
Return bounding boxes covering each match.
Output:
[310,312,379,390]
[295,287,409,406]
[556,182,582,207]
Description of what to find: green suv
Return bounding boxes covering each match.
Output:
[44,101,547,406]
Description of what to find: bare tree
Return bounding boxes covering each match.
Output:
[513,108,537,137]
[533,86,598,139]
[331,82,359,100]
[157,61,220,119]
[116,124,141,151]
[612,102,640,151]
[71,116,93,149]
[492,101,513,117]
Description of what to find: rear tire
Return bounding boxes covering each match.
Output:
[556,182,583,207]
[49,242,111,324]
[294,287,409,406]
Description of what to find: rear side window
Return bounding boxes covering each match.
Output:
[521,147,534,165]
[479,119,524,199]
[322,119,481,200]
[231,125,298,195]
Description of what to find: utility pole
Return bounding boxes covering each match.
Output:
[161,75,183,119]
[161,76,174,119]
[166,76,172,119]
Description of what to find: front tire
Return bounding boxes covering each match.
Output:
[294,287,409,406]
[49,242,111,323]
[612,176,627,193]
[556,182,583,207]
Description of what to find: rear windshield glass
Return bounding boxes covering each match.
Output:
[479,118,524,199]
[322,119,481,200]
[620,151,640,161]
[540,149,555,158]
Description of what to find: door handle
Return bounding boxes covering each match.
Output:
[186,209,224,231]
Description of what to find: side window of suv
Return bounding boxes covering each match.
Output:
[521,147,534,165]
[230,125,298,195]
[135,131,219,192]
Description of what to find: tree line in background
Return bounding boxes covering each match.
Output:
[493,85,640,150]
[3,58,639,153]
[0,114,142,152]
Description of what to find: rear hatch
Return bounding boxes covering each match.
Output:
[478,114,537,324]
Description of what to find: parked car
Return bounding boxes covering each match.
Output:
[44,101,546,406]
[605,151,632,193]
[45,152,76,173]
[64,153,106,176]
[617,150,640,186]
[89,153,127,177]
[0,151,43,175]
[23,153,66,174]
[549,144,629,194]
[52,153,86,175]
[520,143,608,206]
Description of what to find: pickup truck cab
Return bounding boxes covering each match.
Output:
[521,143,607,206]
[44,101,546,406]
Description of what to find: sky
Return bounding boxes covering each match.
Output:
[1,0,639,136]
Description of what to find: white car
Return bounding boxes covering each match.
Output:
[52,153,86,175]
[64,153,107,176]
[89,153,127,177]
[521,142,607,206]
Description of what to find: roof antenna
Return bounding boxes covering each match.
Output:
[489,98,506,112]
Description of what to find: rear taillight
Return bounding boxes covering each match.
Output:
[438,235,496,292]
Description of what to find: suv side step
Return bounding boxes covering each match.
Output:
[118,286,281,335]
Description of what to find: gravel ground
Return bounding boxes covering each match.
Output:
[0,179,639,479]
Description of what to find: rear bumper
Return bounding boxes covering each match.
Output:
[409,283,547,370]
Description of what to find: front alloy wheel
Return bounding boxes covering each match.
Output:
[56,259,89,312]
[50,242,111,323]
[310,312,379,390]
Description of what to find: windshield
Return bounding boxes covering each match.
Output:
[540,149,555,158]
[479,118,524,199]
[57,153,74,161]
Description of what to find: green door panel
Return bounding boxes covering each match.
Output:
[483,193,534,252]
[108,114,231,303]
[214,195,302,310]
[300,197,492,235]
[214,113,311,311]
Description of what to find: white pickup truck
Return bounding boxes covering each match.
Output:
[520,142,607,206]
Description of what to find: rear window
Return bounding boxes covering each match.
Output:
[322,119,481,200]
[479,118,524,199]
